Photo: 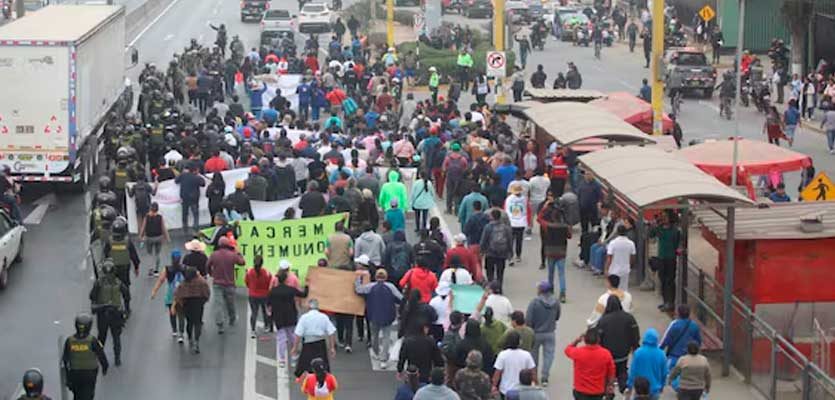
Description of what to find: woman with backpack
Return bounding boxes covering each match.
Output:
[245,255,273,338]
[139,202,169,276]
[409,170,435,232]
[151,250,186,343]
[173,266,210,354]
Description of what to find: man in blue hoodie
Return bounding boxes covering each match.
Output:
[626,328,668,399]
[355,269,403,369]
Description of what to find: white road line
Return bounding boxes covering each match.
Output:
[198,33,205,44]
[277,362,290,400]
[698,100,721,113]
[213,6,220,15]
[23,193,55,225]
[244,308,260,400]
[163,33,175,41]
[126,0,184,48]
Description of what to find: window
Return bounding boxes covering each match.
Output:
[675,53,707,66]
[266,9,290,18]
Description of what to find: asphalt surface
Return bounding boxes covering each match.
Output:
[1,2,831,400]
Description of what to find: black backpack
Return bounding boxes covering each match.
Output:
[133,183,151,211]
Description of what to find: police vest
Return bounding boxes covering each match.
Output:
[113,168,129,190]
[110,238,130,267]
[149,126,165,146]
[66,336,98,371]
[97,277,123,310]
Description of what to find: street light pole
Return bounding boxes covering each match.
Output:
[650,0,665,135]
[386,0,394,48]
[493,0,506,104]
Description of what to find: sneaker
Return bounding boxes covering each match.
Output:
[379,361,388,369]
[251,331,256,339]
[509,259,515,266]
[337,340,345,348]
[115,356,122,367]
[559,293,566,303]
[177,334,184,344]
[278,361,286,369]
[515,256,522,264]
[148,269,157,277]
[194,343,201,354]
[172,332,179,338]
[541,379,549,387]
[345,346,352,354]
[830,149,835,154]
[539,263,545,270]
[217,325,224,335]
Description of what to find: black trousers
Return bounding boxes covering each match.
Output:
[249,296,269,331]
[574,390,604,400]
[336,313,355,345]
[485,256,506,289]
[183,301,205,342]
[678,389,705,399]
[97,309,123,360]
[512,227,525,258]
[580,208,599,234]
[659,257,677,306]
[605,360,629,399]
[67,369,98,400]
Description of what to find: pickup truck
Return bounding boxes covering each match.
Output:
[241,0,270,22]
[664,47,717,98]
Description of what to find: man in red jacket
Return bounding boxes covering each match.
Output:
[398,263,438,303]
[443,233,480,282]
[208,236,246,334]
[565,328,616,399]
[204,149,229,173]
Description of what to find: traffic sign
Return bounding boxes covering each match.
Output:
[699,5,715,22]
[800,172,834,201]
[486,51,506,78]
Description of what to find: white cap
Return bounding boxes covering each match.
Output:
[355,254,371,265]
[436,281,451,296]
[453,233,467,244]
[279,260,291,270]
[429,66,437,72]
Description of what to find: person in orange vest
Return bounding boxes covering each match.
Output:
[549,146,569,197]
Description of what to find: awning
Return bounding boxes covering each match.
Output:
[523,88,605,103]
[579,146,755,209]
[589,92,674,135]
[695,202,835,240]
[522,102,656,146]
[678,138,813,177]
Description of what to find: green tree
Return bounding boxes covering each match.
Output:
[780,0,813,74]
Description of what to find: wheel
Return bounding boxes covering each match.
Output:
[14,236,23,264]
[704,89,713,99]
[0,262,7,290]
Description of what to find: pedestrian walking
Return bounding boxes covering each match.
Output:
[667,342,711,400]
[292,299,338,378]
[410,170,435,231]
[565,328,616,400]
[62,314,108,400]
[661,306,702,390]
[626,328,668,399]
[504,183,530,265]
[138,202,169,276]
[537,196,570,302]
[397,324,445,383]
[89,260,130,367]
[526,281,560,386]
[605,226,636,291]
[174,165,206,233]
[268,262,308,368]
[150,250,186,343]
[480,209,512,290]
[454,350,492,400]
[492,331,536,398]
[414,367,460,400]
[300,358,339,399]
[245,255,273,338]
[173,266,211,353]
[649,212,680,312]
[596,296,640,398]
[207,236,245,334]
[355,268,402,368]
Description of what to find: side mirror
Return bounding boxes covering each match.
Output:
[130,47,139,67]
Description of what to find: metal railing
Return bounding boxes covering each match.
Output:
[682,261,835,400]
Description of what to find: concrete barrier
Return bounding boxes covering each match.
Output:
[125,0,172,39]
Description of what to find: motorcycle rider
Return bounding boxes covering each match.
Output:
[103,217,141,288]
[716,70,736,119]
[18,369,52,400]
[90,259,130,366]
[62,314,108,400]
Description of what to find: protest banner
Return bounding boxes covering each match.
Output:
[306,267,366,316]
[451,284,484,314]
[202,213,348,286]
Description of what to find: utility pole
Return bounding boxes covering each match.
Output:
[386,0,394,47]
[650,0,665,135]
[15,0,25,18]
[493,0,505,104]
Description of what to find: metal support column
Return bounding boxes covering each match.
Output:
[636,214,646,285]
[676,207,690,308]
[722,207,736,377]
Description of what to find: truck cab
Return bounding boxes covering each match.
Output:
[664,47,717,98]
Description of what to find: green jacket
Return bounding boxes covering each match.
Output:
[457,53,474,68]
[481,320,508,354]
[429,72,440,88]
[378,170,409,212]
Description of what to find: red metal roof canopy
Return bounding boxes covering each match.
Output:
[679,138,812,177]
[589,92,674,134]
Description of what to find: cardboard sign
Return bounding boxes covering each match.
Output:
[306,267,366,316]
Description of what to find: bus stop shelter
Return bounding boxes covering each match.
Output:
[579,146,755,375]
[523,88,605,103]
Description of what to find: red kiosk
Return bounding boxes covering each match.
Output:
[695,203,835,375]
[589,91,674,135]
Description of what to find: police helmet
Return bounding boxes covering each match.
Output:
[112,217,128,236]
[125,147,137,159]
[152,89,162,98]
[22,368,44,397]
[164,92,175,102]
[116,147,130,160]
[98,176,112,191]
[95,192,118,209]
[99,204,118,222]
[74,313,94,336]
[100,259,115,275]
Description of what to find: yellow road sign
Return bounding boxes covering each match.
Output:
[800,172,835,201]
[699,5,716,22]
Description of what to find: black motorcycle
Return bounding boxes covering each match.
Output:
[752,81,771,113]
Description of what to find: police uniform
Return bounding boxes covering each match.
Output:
[111,165,131,213]
[63,331,108,399]
[89,270,130,366]
[104,236,139,287]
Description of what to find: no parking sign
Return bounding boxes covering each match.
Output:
[486,51,506,78]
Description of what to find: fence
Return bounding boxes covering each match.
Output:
[682,261,835,400]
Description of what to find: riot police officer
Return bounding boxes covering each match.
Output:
[110,148,135,213]
[103,217,140,288]
[62,314,108,400]
[89,260,130,366]
[18,369,52,400]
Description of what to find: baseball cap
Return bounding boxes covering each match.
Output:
[279,260,291,270]
[537,280,553,293]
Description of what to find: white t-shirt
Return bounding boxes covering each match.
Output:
[471,111,485,127]
[485,294,514,326]
[429,295,450,327]
[606,236,636,277]
[494,348,536,394]
[529,175,550,204]
[439,268,473,286]
[587,289,634,326]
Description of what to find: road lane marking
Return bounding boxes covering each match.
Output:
[23,193,55,225]
[163,33,175,41]
[126,0,185,48]
[698,100,721,113]
[244,307,260,400]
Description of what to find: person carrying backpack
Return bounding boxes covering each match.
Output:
[151,250,186,343]
[383,230,413,284]
[479,209,512,291]
[128,172,157,234]
[139,202,169,277]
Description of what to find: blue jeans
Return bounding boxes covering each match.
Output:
[532,332,556,381]
[181,201,199,232]
[2,194,21,221]
[547,257,566,294]
[827,130,835,151]
[590,244,606,272]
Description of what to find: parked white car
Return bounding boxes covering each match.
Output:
[0,210,24,289]
[298,2,332,33]
[261,9,295,32]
